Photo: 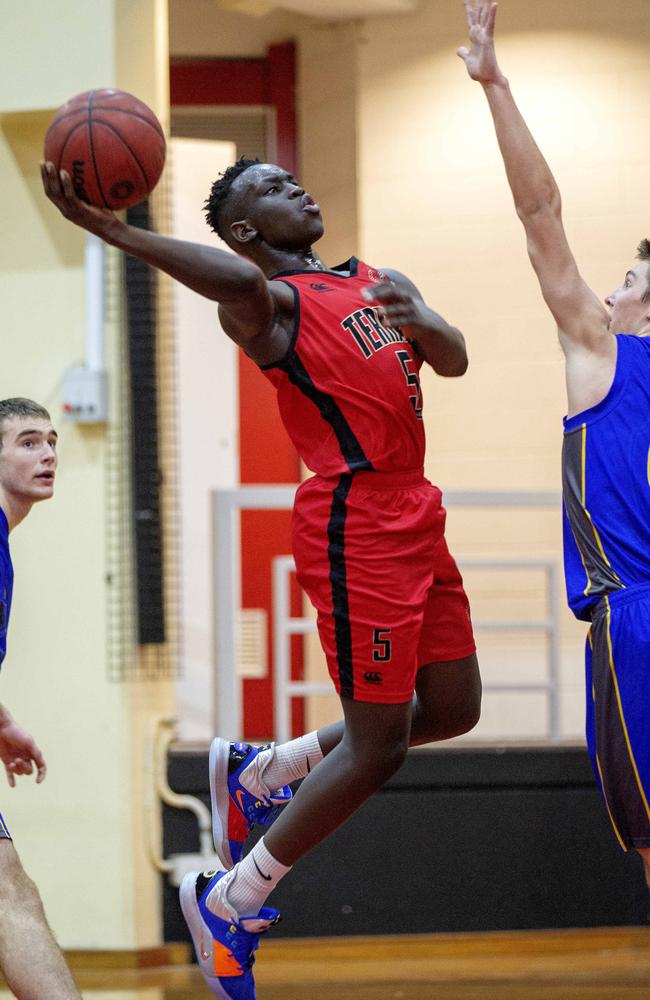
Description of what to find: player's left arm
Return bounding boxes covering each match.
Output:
[0,703,47,787]
[363,270,468,376]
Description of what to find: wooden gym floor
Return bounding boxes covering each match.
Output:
[2,927,649,999]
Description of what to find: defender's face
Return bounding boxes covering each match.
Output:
[0,417,58,503]
[605,262,650,334]
[232,163,324,251]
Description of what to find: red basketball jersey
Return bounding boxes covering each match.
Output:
[261,258,426,477]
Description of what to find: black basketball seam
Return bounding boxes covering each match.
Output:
[90,108,165,140]
[90,121,152,191]
[46,99,164,141]
[87,90,110,209]
[54,122,88,173]
[44,111,88,141]
[90,114,165,142]
[45,107,163,142]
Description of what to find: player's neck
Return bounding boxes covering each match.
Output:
[0,493,33,532]
[259,246,328,277]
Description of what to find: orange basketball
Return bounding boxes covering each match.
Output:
[44,88,166,210]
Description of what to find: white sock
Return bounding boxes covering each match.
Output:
[261,731,324,789]
[207,837,291,920]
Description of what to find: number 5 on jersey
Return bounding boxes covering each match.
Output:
[395,349,423,419]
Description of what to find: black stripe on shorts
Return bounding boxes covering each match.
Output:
[327,474,354,698]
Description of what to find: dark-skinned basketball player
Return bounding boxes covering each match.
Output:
[41,156,481,999]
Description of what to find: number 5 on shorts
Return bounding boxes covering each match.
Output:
[372,628,392,662]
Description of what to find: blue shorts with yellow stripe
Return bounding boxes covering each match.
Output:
[586,583,650,850]
[0,811,11,840]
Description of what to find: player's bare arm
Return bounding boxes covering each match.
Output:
[40,162,293,359]
[457,0,614,389]
[0,704,46,787]
[363,271,468,376]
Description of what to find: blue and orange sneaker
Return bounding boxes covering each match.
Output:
[210,738,292,869]
[180,869,280,1000]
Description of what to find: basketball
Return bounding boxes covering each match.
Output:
[44,88,166,210]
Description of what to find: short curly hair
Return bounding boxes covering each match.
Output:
[204,156,261,241]
[0,398,51,449]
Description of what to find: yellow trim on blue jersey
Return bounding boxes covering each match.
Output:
[580,423,623,596]
[578,425,594,596]
[604,596,650,823]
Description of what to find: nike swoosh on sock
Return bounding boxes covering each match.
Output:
[253,856,272,881]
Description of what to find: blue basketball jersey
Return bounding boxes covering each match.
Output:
[0,508,13,669]
[562,334,650,621]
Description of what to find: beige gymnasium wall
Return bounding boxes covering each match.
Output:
[355,0,650,739]
[170,0,650,743]
[0,0,173,950]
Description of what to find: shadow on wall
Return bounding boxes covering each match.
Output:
[1,108,84,270]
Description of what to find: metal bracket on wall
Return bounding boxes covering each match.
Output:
[147,718,222,886]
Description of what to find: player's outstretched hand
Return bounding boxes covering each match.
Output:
[457,0,504,85]
[40,161,118,238]
[0,706,47,787]
[362,280,429,332]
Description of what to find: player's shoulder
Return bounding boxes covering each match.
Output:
[267,277,295,308]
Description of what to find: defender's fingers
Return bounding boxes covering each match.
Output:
[30,744,46,774]
[463,0,477,27]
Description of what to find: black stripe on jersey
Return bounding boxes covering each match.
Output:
[327,473,354,699]
[262,269,372,471]
[283,352,373,472]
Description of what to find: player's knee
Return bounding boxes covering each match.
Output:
[0,856,45,922]
[421,692,481,742]
[369,735,409,782]
[453,692,481,736]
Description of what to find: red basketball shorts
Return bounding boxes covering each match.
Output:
[292,468,476,704]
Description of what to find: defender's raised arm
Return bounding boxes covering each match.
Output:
[457,1,611,364]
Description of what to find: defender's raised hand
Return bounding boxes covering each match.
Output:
[457,0,503,85]
[0,706,47,787]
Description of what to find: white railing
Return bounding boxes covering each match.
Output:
[212,486,561,741]
[272,555,561,743]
